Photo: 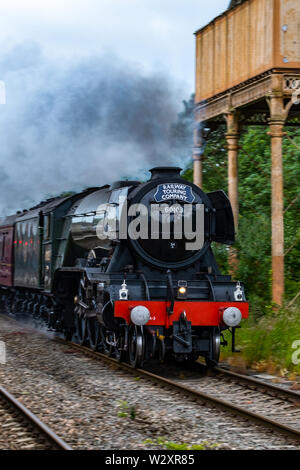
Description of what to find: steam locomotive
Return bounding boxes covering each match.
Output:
[0,167,248,367]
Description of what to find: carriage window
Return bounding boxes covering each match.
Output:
[44,215,51,239]
[0,233,7,261]
[2,236,5,259]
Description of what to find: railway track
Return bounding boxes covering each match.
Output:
[0,386,72,450]
[1,313,299,446]
[56,339,300,444]
[214,366,300,401]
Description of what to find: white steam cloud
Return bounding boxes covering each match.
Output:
[0,41,190,215]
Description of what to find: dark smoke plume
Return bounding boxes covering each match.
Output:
[0,41,191,215]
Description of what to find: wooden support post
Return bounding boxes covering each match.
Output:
[193,156,203,188]
[268,117,285,306]
[193,125,204,188]
[266,76,292,306]
[225,111,240,274]
[225,111,240,230]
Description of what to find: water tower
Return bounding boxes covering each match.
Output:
[193,0,300,305]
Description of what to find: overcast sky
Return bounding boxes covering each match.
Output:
[0,1,230,214]
[0,0,228,93]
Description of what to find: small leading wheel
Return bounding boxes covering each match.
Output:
[158,337,166,363]
[114,333,125,363]
[75,311,87,345]
[128,325,144,368]
[74,276,88,345]
[4,296,12,315]
[63,327,74,341]
[99,326,113,356]
[205,327,221,368]
[87,317,100,351]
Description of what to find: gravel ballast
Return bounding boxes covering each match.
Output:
[0,314,299,450]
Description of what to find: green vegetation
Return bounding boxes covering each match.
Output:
[221,306,300,375]
[116,400,136,419]
[174,95,299,373]
[182,124,299,307]
[143,437,219,451]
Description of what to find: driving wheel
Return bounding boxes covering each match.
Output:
[128,325,144,368]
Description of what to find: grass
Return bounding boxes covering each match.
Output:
[117,400,136,419]
[220,304,300,376]
[143,437,219,451]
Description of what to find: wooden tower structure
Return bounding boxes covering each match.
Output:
[193,0,300,305]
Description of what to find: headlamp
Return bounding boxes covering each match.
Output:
[177,281,188,299]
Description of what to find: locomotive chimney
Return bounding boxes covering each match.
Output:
[149,167,182,180]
